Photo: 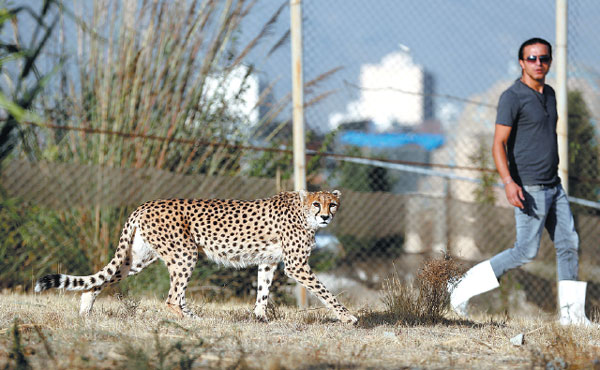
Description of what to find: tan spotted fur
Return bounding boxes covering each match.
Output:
[35,190,357,324]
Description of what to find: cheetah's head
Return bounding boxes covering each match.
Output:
[300,190,341,229]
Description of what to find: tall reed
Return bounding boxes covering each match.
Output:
[1,0,341,294]
[1,0,293,289]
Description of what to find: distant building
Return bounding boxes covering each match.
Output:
[330,47,434,131]
[203,65,260,129]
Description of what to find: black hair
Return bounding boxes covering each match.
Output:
[518,38,552,60]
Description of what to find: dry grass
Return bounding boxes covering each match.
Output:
[1,291,600,369]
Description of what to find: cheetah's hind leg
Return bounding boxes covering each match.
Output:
[253,263,277,322]
[79,230,158,316]
[80,287,102,316]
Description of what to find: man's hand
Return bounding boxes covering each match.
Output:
[504,180,525,209]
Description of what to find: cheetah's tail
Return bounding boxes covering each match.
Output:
[34,221,137,293]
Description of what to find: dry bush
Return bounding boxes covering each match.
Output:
[380,256,466,325]
[416,256,467,320]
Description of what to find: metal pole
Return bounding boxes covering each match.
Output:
[290,0,307,308]
[556,0,568,193]
[291,0,306,193]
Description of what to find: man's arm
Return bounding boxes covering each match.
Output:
[492,124,525,209]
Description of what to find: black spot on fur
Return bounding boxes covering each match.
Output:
[53,274,61,288]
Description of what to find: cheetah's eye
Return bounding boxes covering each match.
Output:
[312,202,320,208]
[329,203,337,210]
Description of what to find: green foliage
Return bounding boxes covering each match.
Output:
[244,140,294,180]
[335,148,369,192]
[310,236,402,273]
[0,194,28,289]
[0,191,108,290]
[114,258,171,298]
[469,136,498,205]
[306,130,340,181]
[309,248,340,272]
[244,127,339,183]
[567,90,599,203]
[334,146,391,192]
[337,233,404,264]
[0,1,56,160]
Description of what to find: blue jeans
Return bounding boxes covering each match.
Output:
[489,183,579,281]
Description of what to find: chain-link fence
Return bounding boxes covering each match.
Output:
[2,0,600,317]
[299,0,600,315]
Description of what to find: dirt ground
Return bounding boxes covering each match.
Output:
[1,292,599,369]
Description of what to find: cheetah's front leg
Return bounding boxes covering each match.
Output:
[253,263,277,321]
[284,257,357,324]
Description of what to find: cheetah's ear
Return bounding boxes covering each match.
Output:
[298,189,308,202]
[332,190,341,198]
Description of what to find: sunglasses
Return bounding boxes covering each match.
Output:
[525,55,552,64]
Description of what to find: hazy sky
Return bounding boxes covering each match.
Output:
[242,1,600,131]
[9,1,600,132]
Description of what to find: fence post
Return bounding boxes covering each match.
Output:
[556,0,568,193]
[290,0,308,308]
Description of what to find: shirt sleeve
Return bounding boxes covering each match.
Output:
[495,90,519,127]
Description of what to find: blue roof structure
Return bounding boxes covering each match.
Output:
[339,131,445,151]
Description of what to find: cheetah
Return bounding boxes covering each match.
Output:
[35,190,357,324]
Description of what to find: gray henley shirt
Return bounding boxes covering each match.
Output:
[495,79,560,186]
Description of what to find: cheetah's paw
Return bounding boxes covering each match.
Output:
[253,307,269,323]
[339,313,358,324]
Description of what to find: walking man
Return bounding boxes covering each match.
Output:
[449,37,593,326]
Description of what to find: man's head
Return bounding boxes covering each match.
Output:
[518,38,552,83]
[518,37,552,61]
